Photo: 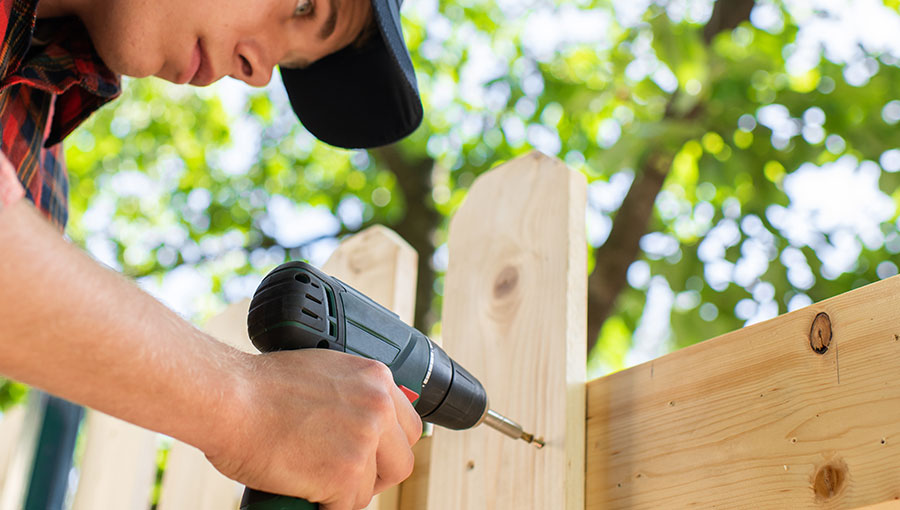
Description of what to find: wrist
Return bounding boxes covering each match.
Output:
[179,338,256,459]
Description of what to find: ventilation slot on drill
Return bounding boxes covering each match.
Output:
[302,308,319,319]
[324,288,337,319]
[306,294,322,305]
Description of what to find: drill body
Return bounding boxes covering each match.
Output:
[240,261,488,510]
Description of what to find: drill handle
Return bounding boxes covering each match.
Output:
[240,487,318,510]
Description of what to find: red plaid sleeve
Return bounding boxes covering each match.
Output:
[0,150,25,211]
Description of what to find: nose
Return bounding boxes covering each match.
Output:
[232,43,274,87]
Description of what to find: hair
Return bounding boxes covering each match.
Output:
[351,12,379,49]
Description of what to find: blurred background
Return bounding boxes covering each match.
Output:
[4,0,900,409]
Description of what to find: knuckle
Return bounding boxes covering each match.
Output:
[368,361,394,385]
[372,390,395,416]
[359,387,394,420]
[354,418,381,446]
[344,454,368,479]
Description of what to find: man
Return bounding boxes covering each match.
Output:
[0,0,425,507]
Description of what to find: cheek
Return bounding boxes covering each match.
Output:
[83,3,173,78]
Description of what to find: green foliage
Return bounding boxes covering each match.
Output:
[150,440,170,509]
[0,380,26,411]
[6,0,900,408]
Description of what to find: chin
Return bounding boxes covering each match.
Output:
[91,35,160,79]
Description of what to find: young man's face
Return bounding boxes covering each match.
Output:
[79,0,373,86]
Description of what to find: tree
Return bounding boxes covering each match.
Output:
[4,0,900,407]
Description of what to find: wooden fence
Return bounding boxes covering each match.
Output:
[0,151,899,509]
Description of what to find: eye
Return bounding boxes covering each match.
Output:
[293,0,314,16]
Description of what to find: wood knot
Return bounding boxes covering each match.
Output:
[493,266,519,298]
[809,312,832,354]
[813,459,848,501]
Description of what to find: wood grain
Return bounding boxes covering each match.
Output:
[587,275,900,509]
[425,152,587,510]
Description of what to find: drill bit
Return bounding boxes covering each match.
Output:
[482,409,545,449]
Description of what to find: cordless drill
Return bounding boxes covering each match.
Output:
[239,261,542,510]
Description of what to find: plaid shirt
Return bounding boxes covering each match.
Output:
[0,0,120,230]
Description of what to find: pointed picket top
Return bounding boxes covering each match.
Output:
[428,150,587,510]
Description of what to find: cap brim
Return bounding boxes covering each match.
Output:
[280,0,423,149]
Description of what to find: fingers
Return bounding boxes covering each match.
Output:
[389,383,424,446]
[321,448,377,510]
[321,363,419,510]
[355,445,379,510]
[372,420,416,494]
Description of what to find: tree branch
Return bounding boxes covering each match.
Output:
[703,0,756,45]
[587,153,671,351]
[586,0,756,353]
[371,145,439,333]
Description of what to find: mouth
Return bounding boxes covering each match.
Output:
[175,41,202,85]
[189,39,215,86]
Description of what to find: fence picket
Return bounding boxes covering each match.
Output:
[71,411,158,510]
[425,152,587,510]
[0,395,42,510]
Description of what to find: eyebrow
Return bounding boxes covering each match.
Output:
[319,0,340,40]
[280,0,343,69]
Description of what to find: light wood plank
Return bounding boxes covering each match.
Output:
[426,151,587,510]
[157,299,253,510]
[397,437,432,510]
[862,501,900,510]
[586,275,900,509]
[322,225,418,510]
[71,411,158,510]
[0,404,27,495]
[0,393,43,510]
[158,439,243,510]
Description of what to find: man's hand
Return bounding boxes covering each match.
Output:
[209,349,422,510]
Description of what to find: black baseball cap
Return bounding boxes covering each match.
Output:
[279,0,423,149]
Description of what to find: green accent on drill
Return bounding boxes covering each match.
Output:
[243,495,319,510]
[265,320,323,337]
[324,286,336,319]
[345,318,401,349]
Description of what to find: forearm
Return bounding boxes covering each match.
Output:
[0,199,246,455]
